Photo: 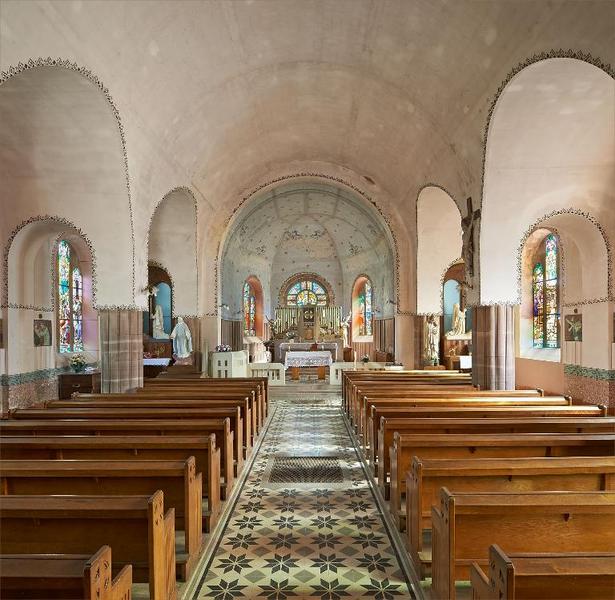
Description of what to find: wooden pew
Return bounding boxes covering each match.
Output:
[389,432,615,529]
[431,489,615,600]
[0,546,132,600]
[365,404,607,467]
[406,456,615,576]
[355,393,567,442]
[10,407,244,476]
[0,491,177,600]
[60,392,258,450]
[0,434,221,524]
[136,386,264,434]
[142,377,268,426]
[2,416,235,495]
[378,416,615,497]
[470,545,615,600]
[1,457,203,578]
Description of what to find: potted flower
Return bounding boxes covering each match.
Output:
[215,344,232,352]
[69,353,87,373]
[361,354,370,364]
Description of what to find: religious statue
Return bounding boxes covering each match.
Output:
[448,303,466,336]
[341,312,351,348]
[461,196,481,280]
[424,315,439,365]
[152,304,169,339]
[170,316,193,359]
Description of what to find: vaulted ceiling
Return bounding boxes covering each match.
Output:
[2,0,613,244]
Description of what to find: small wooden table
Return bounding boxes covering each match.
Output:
[285,351,333,381]
[58,371,101,399]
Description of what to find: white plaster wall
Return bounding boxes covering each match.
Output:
[416,187,462,314]
[148,189,198,316]
[0,66,134,308]
[481,59,615,304]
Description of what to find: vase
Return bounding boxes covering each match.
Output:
[71,364,85,373]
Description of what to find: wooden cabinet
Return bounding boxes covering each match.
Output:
[58,371,101,399]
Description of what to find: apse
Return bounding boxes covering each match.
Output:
[220,181,396,325]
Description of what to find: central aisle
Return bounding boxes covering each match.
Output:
[195,390,413,599]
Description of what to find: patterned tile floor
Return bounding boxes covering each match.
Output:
[195,390,413,599]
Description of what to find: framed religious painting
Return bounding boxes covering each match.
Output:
[564,314,582,342]
[33,319,52,347]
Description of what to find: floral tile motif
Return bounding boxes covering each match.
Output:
[195,391,412,599]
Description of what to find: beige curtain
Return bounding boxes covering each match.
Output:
[472,304,515,390]
[98,309,143,392]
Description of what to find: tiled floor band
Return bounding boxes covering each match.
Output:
[193,390,414,599]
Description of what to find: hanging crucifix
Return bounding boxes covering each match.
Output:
[461,196,481,281]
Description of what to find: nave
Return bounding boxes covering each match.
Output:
[196,388,412,599]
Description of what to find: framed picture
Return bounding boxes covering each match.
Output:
[33,319,52,347]
[564,314,582,342]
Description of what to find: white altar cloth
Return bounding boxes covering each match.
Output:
[285,351,333,368]
[143,358,172,366]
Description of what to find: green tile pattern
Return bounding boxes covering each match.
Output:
[196,391,412,599]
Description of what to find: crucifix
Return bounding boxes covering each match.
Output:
[461,196,481,281]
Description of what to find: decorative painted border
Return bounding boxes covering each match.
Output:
[564,364,615,381]
[0,363,98,387]
[277,272,336,308]
[478,49,614,303]
[2,215,98,309]
[218,173,404,314]
[145,186,199,313]
[0,57,137,303]
[515,208,612,305]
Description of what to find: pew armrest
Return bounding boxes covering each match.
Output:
[111,564,133,600]
[470,562,491,600]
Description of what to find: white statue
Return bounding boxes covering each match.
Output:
[446,303,470,339]
[152,304,169,339]
[341,312,351,348]
[424,315,439,365]
[171,317,193,358]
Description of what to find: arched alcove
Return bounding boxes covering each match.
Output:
[416,186,462,314]
[351,275,374,342]
[243,275,264,338]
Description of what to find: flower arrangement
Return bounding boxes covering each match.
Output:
[215,344,232,352]
[361,354,370,363]
[285,331,296,341]
[69,353,87,372]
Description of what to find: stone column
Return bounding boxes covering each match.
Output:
[395,314,418,369]
[200,315,221,375]
[472,304,515,390]
[98,309,143,393]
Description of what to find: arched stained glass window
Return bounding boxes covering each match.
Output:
[57,240,84,353]
[357,278,373,336]
[286,280,328,306]
[243,281,256,336]
[533,233,559,348]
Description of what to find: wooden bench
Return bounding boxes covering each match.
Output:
[389,432,615,529]
[406,456,615,576]
[70,392,258,446]
[378,416,615,497]
[1,457,203,578]
[431,489,615,600]
[365,404,607,467]
[142,377,268,427]
[0,434,221,526]
[470,545,615,600]
[356,393,567,442]
[0,491,177,600]
[10,407,244,475]
[0,546,132,600]
[1,416,235,496]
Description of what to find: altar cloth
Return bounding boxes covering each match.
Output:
[143,358,172,366]
[285,350,333,368]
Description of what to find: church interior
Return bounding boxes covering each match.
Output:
[0,1,614,598]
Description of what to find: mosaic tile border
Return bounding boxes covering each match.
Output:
[564,364,615,381]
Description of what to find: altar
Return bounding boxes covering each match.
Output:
[284,350,333,381]
[277,341,341,364]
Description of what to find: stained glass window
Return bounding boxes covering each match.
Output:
[57,240,84,353]
[243,281,256,336]
[532,233,559,349]
[285,280,328,306]
[357,278,373,336]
